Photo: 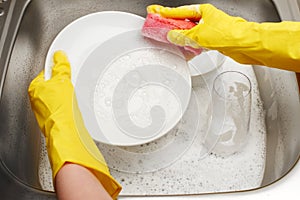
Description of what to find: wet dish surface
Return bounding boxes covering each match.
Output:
[76,29,192,145]
[45,12,193,146]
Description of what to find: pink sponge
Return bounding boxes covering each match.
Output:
[142,13,201,55]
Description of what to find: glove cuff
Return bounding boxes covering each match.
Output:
[218,21,300,71]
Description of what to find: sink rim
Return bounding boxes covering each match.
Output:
[1,0,300,198]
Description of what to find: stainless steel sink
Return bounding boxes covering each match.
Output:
[0,0,300,199]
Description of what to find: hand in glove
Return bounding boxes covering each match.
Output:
[147,4,300,72]
[28,51,121,199]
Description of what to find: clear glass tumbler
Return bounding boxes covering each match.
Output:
[209,71,252,156]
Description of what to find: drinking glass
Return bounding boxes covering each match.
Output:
[208,71,252,156]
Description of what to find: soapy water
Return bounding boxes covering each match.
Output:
[73,28,207,174]
[74,28,253,173]
[96,90,201,173]
[76,48,253,173]
[76,46,202,173]
[40,55,264,192]
[93,48,190,141]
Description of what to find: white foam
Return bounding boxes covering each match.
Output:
[39,57,267,195]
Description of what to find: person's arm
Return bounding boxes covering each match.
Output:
[55,163,112,200]
[28,51,122,199]
[147,4,300,72]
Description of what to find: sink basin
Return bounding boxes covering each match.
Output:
[0,0,300,199]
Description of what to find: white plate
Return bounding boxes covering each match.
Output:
[45,12,191,146]
[76,30,191,146]
[45,11,145,82]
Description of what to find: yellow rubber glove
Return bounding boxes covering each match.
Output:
[148,4,300,72]
[28,51,121,199]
